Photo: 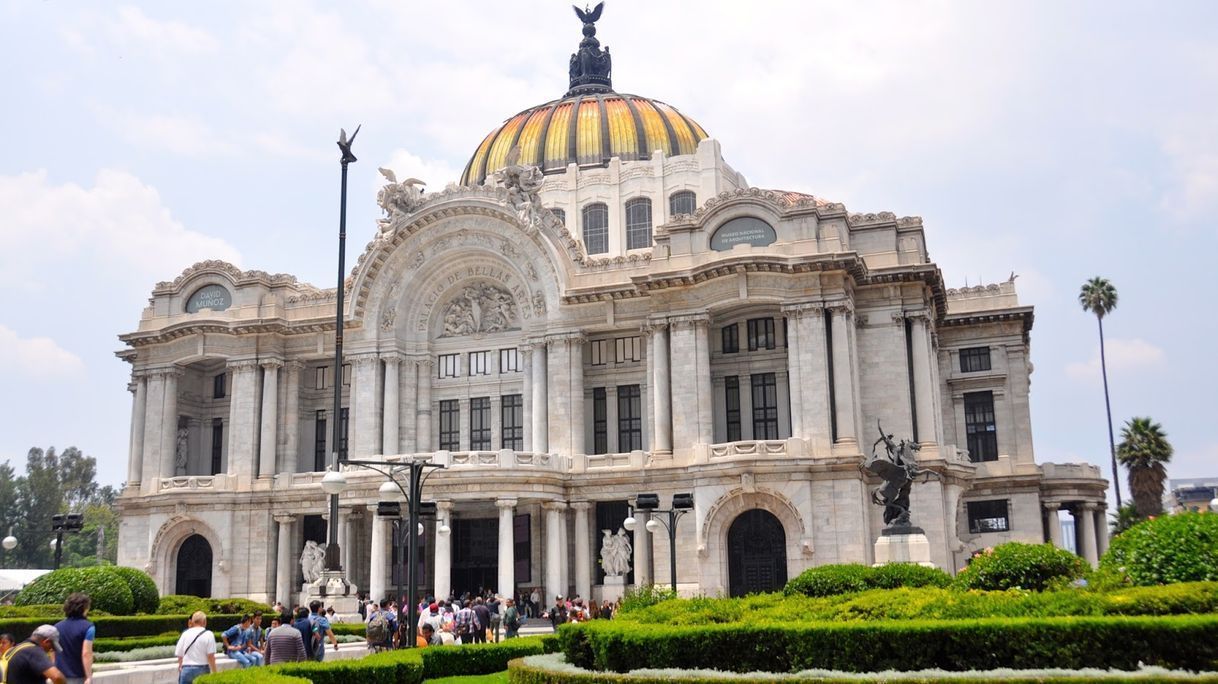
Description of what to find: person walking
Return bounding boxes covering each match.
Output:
[308,600,338,660]
[53,592,93,684]
[265,615,308,664]
[502,598,521,639]
[291,607,315,658]
[173,612,216,684]
[453,602,480,644]
[2,625,66,684]
[472,598,491,644]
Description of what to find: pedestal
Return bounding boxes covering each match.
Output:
[300,570,360,620]
[599,576,627,603]
[873,528,935,568]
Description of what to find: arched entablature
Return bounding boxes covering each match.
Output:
[696,487,814,595]
[656,188,845,259]
[146,514,229,597]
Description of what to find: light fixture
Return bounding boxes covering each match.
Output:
[417,522,425,536]
[672,493,694,510]
[2,534,15,551]
[1211,497,1218,511]
[437,522,451,536]
[320,468,347,495]
[635,493,660,510]
[49,538,60,550]
[645,519,661,534]
[622,516,637,531]
[379,480,403,500]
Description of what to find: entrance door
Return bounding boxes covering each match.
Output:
[175,535,213,598]
[450,518,498,597]
[727,509,787,596]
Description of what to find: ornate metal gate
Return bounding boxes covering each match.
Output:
[727,509,787,596]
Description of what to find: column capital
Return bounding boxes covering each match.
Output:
[146,365,185,378]
[260,358,284,371]
[283,359,306,372]
[825,300,855,316]
[349,353,379,367]
[1077,502,1098,512]
[273,514,297,524]
[642,317,669,334]
[495,498,518,510]
[901,309,932,324]
[781,301,825,319]
[544,331,586,346]
[569,501,591,512]
[435,500,454,512]
[226,358,261,372]
[668,312,711,329]
[379,351,404,365]
[1042,502,1061,512]
[542,500,569,512]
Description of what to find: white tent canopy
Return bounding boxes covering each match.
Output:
[0,569,50,593]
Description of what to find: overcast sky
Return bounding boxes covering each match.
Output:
[2,1,1215,500]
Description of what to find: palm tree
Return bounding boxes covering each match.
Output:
[1116,417,1173,518]
[1079,276,1122,508]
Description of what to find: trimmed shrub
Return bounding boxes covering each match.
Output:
[784,564,871,597]
[0,604,109,619]
[618,585,677,614]
[155,595,273,616]
[108,566,159,614]
[868,563,953,591]
[1101,512,1218,586]
[954,543,1085,591]
[0,613,246,642]
[156,594,208,615]
[198,672,310,684]
[15,567,134,615]
[560,616,1218,674]
[421,637,547,678]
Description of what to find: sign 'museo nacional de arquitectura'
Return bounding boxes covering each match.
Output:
[115,6,1107,604]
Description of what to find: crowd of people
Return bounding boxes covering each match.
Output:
[0,592,95,684]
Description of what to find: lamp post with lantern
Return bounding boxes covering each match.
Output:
[623,493,694,592]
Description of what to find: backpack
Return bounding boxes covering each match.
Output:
[366,612,390,645]
[1,642,35,683]
[307,615,324,659]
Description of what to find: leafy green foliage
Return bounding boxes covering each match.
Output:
[1109,503,1144,536]
[0,613,245,642]
[954,543,1085,591]
[618,584,677,613]
[198,671,311,684]
[783,563,951,598]
[15,566,134,615]
[0,604,108,619]
[155,595,272,615]
[1101,512,1218,585]
[108,566,159,614]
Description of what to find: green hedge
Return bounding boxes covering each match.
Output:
[108,566,160,614]
[0,613,245,642]
[955,543,1086,592]
[197,635,552,684]
[94,633,213,653]
[0,604,109,619]
[156,595,273,616]
[1102,512,1218,586]
[195,672,309,684]
[15,567,134,615]
[557,616,1218,674]
[783,563,951,598]
[507,655,1218,683]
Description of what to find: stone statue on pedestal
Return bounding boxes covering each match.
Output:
[599,527,632,577]
[863,421,924,530]
[299,540,326,585]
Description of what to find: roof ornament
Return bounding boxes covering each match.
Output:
[494,146,545,230]
[567,2,612,95]
[375,167,426,238]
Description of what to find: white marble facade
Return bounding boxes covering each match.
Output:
[116,116,1109,605]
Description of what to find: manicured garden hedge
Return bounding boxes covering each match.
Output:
[156,595,273,616]
[197,636,555,684]
[15,567,135,615]
[557,616,1218,674]
[955,543,1086,591]
[0,613,245,642]
[784,563,952,598]
[107,566,160,614]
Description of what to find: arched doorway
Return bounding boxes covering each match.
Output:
[175,535,213,598]
[727,509,787,596]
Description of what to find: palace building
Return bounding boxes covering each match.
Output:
[115,8,1108,603]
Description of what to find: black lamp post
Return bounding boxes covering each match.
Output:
[624,493,693,592]
[322,126,360,574]
[51,514,84,571]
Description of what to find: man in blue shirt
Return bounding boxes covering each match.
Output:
[52,593,93,684]
[220,616,260,667]
[307,601,337,661]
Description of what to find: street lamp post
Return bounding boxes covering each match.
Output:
[51,514,84,571]
[325,125,360,574]
[623,493,693,592]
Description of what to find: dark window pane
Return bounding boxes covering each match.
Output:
[747,317,775,351]
[725,376,741,442]
[751,373,779,439]
[960,347,992,373]
[213,373,226,399]
[501,394,523,450]
[470,397,491,450]
[582,203,609,255]
[617,384,642,451]
[669,190,696,216]
[313,410,326,472]
[967,499,1010,533]
[964,391,998,462]
[625,198,652,250]
[211,418,224,475]
[721,324,739,354]
[593,388,608,455]
[439,400,460,451]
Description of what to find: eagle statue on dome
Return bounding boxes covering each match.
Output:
[573,2,603,25]
[568,2,612,94]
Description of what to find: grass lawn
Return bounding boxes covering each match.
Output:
[425,672,509,684]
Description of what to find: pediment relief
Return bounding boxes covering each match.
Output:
[440,282,519,337]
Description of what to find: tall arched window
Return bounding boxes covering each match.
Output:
[582,203,609,254]
[669,190,696,216]
[625,197,652,250]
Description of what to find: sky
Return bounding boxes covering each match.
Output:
[1,1,1216,501]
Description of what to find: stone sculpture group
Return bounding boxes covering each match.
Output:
[599,527,632,577]
[299,540,327,585]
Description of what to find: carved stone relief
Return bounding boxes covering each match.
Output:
[440,283,519,337]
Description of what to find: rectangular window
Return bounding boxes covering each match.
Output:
[339,407,349,459]
[960,347,992,373]
[469,351,490,376]
[438,354,459,379]
[751,373,779,439]
[470,397,491,450]
[721,324,739,354]
[313,410,327,472]
[501,394,523,450]
[625,198,653,250]
[964,391,998,462]
[589,339,609,366]
[724,376,741,442]
[592,388,608,455]
[342,363,351,386]
[615,336,641,363]
[315,366,328,390]
[213,373,226,399]
[967,499,1010,533]
[499,348,519,373]
[211,418,224,475]
[439,400,460,451]
[617,384,642,451]
[747,317,776,351]
[582,203,609,255]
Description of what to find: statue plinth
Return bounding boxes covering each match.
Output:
[873,529,935,568]
[299,570,359,619]
[599,575,627,603]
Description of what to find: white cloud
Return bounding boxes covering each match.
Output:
[0,169,241,294]
[374,149,463,197]
[107,6,218,55]
[1065,338,1166,381]
[1159,117,1218,221]
[0,326,84,379]
[97,109,239,158]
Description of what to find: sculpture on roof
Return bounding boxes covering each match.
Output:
[494,146,544,228]
[568,2,612,94]
[376,167,426,235]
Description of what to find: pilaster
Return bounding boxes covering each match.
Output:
[258,359,282,478]
[226,359,260,481]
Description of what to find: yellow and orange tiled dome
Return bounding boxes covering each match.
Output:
[460,93,708,186]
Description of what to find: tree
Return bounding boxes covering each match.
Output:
[1079,276,1122,508]
[0,463,19,568]
[1117,417,1173,519]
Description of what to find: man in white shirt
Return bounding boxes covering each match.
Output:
[174,611,217,684]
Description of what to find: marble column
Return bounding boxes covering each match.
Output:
[497,499,516,596]
[669,315,710,451]
[1076,504,1099,567]
[274,515,296,604]
[544,502,563,602]
[631,510,652,586]
[140,371,165,488]
[793,306,831,452]
[694,319,713,444]
[909,313,938,447]
[344,509,361,579]
[335,509,348,572]
[258,360,281,478]
[649,323,672,454]
[416,360,433,452]
[1044,503,1063,548]
[159,369,180,480]
[522,347,535,452]
[572,502,592,600]
[546,335,583,455]
[399,359,417,454]
[351,354,380,457]
[559,504,570,596]
[531,344,549,452]
[829,305,858,445]
[282,362,302,473]
[570,338,586,455]
[382,354,400,455]
[784,309,805,439]
[227,359,261,479]
[1094,507,1109,557]
[127,374,147,488]
[370,513,390,602]
[434,501,452,600]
